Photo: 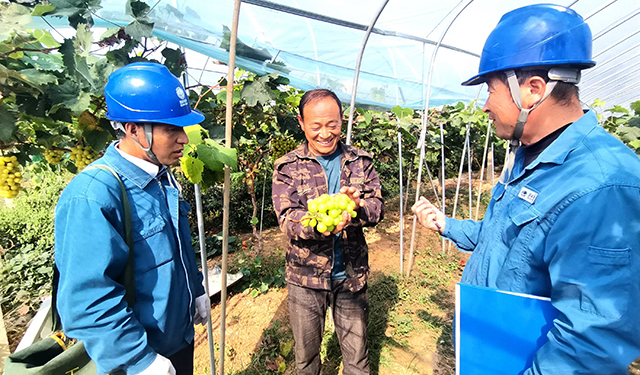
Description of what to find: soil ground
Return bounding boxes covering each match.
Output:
[194,206,468,375]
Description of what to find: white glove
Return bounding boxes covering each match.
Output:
[194,293,211,326]
[135,353,176,375]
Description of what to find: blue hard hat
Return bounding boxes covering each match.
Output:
[462,4,596,86]
[104,62,204,126]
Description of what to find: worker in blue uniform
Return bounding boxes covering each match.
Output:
[55,63,210,375]
[412,4,640,374]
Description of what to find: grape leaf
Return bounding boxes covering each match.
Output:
[0,106,17,142]
[75,24,93,57]
[180,155,204,184]
[22,52,64,71]
[250,216,259,226]
[196,141,238,172]
[126,0,151,19]
[241,73,278,106]
[31,4,56,17]
[631,100,640,116]
[19,69,58,86]
[125,19,154,41]
[84,128,110,152]
[185,125,206,146]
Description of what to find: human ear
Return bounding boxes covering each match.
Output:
[522,76,546,109]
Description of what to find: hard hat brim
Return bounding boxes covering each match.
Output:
[106,108,205,127]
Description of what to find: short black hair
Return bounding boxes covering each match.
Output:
[488,69,579,107]
[299,89,343,120]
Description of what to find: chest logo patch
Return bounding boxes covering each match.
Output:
[350,177,363,184]
[518,187,538,204]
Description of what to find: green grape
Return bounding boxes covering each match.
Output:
[69,145,100,171]
[272,136,299,160]
[301,193,359,233]
[0,155,22,199]
[43,149,66,165]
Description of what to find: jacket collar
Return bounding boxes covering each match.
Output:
[520,110,598,172]
[293,141,365,161]
[100,142,157,189]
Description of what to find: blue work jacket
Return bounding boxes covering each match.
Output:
[55,143,205,374]
[444,111,640,374]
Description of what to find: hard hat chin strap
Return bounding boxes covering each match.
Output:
[500,70,558,185]
[131,123,161,165]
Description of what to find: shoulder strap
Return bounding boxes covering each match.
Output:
[52,164,136,331]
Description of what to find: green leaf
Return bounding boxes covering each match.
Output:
[631,100,640,116]
[74,56,95,90]
[19,69,58,86]
[216,89,242,105]
[180,155,204,184]
[0,4,32,41]
[161,47,185,77]
[84,128,110,152]
[196,141,238,172]
[391,106,402,119]
[125,19,154,41]
[250,216,259,226]
[75,24,93,57]
[250,289,259,298]
[364,112,372,125]
[609,105,629,115]
[32,4,56,17]
[126,0,151,19]
[22,52,64,71]
[402,107,413,118]
[185,125,206,146]
[0,106,17,142]
[60,39,76,73]
[241,73,278,106]
[628,140,640,149]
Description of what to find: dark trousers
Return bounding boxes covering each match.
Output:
[169,340,194,375]
[288,280,370,375]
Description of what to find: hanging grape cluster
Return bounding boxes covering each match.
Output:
[301,193,358,233]
[69,145,99,171]
[0,155,22,199]
[43,149,66,165]
[272,137,297,160]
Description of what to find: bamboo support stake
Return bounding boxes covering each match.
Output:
[220,1,242,373]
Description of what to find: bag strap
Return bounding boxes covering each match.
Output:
[52,164,136,331]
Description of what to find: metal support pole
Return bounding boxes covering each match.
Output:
[346,0,389,145]
[195,184,216,375]
[398,131,404,273]
[408,0,475,274]
[474,124,491,220]
[221,1,242,373]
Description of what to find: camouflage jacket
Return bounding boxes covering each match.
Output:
[272,142,384,292]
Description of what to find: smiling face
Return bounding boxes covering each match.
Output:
[150,123,189,165]
[483,76,521,140]
[299,96,343,156]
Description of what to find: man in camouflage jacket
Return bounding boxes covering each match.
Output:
[272,89,384,375]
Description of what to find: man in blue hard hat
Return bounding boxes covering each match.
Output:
[412,4,640,374]
[55,62,210,375]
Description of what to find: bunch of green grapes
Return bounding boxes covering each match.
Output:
[272,137,297,160]
[43,149,66,165]
[0,155,22,199]
[69,145,99,171]
[302,193,358,233]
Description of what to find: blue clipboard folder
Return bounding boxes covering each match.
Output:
[455,283,559,375]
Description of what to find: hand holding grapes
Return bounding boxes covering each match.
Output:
[339,186,365,211]
[301,193,359,236]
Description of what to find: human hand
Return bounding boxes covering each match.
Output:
[135,353,176,375]
[194,293,210,326]
[339,186,365,211]
[411,196,445,233]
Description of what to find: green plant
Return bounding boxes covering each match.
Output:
[231,249,286,298]
[0,170,70,316]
